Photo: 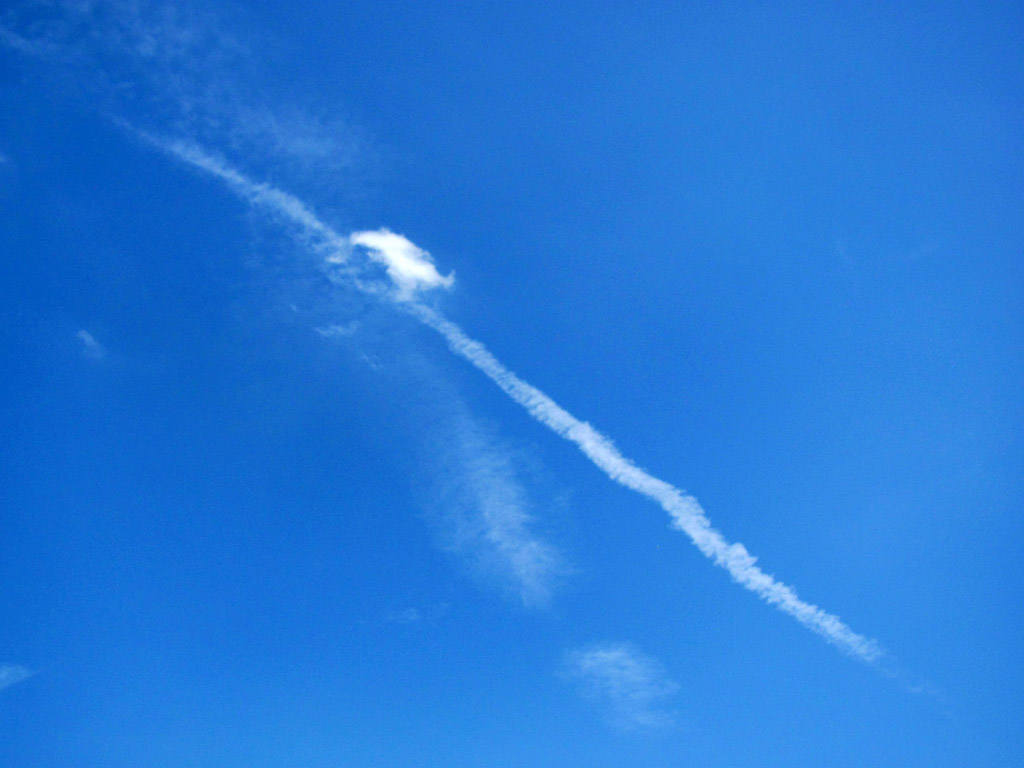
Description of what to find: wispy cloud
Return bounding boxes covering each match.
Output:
[138,134,350,258]
[565,643,678,729]
[426,410,566,608]
[384,607,421,625]
[145,133,563,607]
[140,139,883,664]
[143,135,455,303]
[0,24,55,57]
[314,322,360,338]
[0,664,32,692]
[409,304,884,663]
[76,329,106,360]
[1,1,361,184]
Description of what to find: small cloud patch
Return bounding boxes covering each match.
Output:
[315,322,360,338]
[384,607,421,625]
[565,643,678,729]
[426,414,567,609]
[349,229,454,300]
[76,329,106,360]
[0,665,33,692]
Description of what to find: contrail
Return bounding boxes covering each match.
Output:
[134,132,350,258]
[406,304,883,663]
[151,135,884,665]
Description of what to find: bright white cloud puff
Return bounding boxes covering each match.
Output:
[350,228,454,300]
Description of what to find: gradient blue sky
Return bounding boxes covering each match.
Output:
[1,2,1022,765]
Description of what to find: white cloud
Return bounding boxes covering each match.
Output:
[350,229,454,300]
[314,322,360,338]
[566,643,678,729]
[428,412,565,608]
[140,134,350,261]
[127,141,560,607]
[146,138,453,303]
[0,665,32,692]
[409,303,885,664]
[131,137,882,665]
[76,329,106,360]
[2,1,360,179]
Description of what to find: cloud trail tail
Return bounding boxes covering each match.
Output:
[408,303,884,664]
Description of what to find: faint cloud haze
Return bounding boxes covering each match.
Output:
[314,322,360,338]
[565,643,678,729]
[384,607,421,625]
[427,412,566,609]
[76,329,106,360]
[141,134,350,259]
[0,665,32,692]
[0,0,361,182]
[383,603,450,626]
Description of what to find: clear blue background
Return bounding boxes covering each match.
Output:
[1,2,1021,765]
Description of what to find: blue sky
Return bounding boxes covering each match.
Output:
[1,1,1022,765]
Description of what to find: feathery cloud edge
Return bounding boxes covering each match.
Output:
[565,643,679,728]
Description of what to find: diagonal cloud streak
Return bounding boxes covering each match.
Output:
[148,135,883,664]
[136,133,350,258]
[407,304,883,662]
[426,408,566,607]
[147,134,563,605]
